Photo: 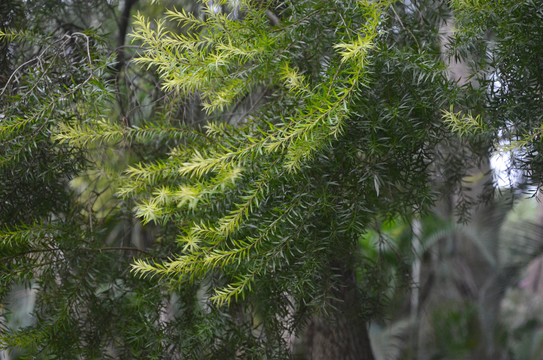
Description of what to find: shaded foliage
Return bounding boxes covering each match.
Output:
[3,0,543,359]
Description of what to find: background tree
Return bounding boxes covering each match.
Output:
[370,1,543,359]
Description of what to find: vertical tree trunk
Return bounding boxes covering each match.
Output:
[115,0,138,73]
[304,267,375,360]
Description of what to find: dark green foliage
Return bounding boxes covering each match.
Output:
[3,0,543,358]
[0,0,112,224]
[2,0,464,357]
[453,0,543,188]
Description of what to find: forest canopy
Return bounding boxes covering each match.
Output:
[1,0,543,359]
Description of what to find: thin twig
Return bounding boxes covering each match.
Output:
[72,32,93,64]
[390,4,420,50]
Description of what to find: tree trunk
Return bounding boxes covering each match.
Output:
[115,0,138,73]
[304,267,375,360]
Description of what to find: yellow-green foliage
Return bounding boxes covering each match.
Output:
[442,105,486,137]
[127,0,384,305]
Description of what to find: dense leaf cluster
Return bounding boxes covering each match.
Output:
[452,0,543,187]
[4,0,542,358]
[103,0,458,313]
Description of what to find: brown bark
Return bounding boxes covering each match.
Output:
[304,268,375,360]
[115,0,138,73]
